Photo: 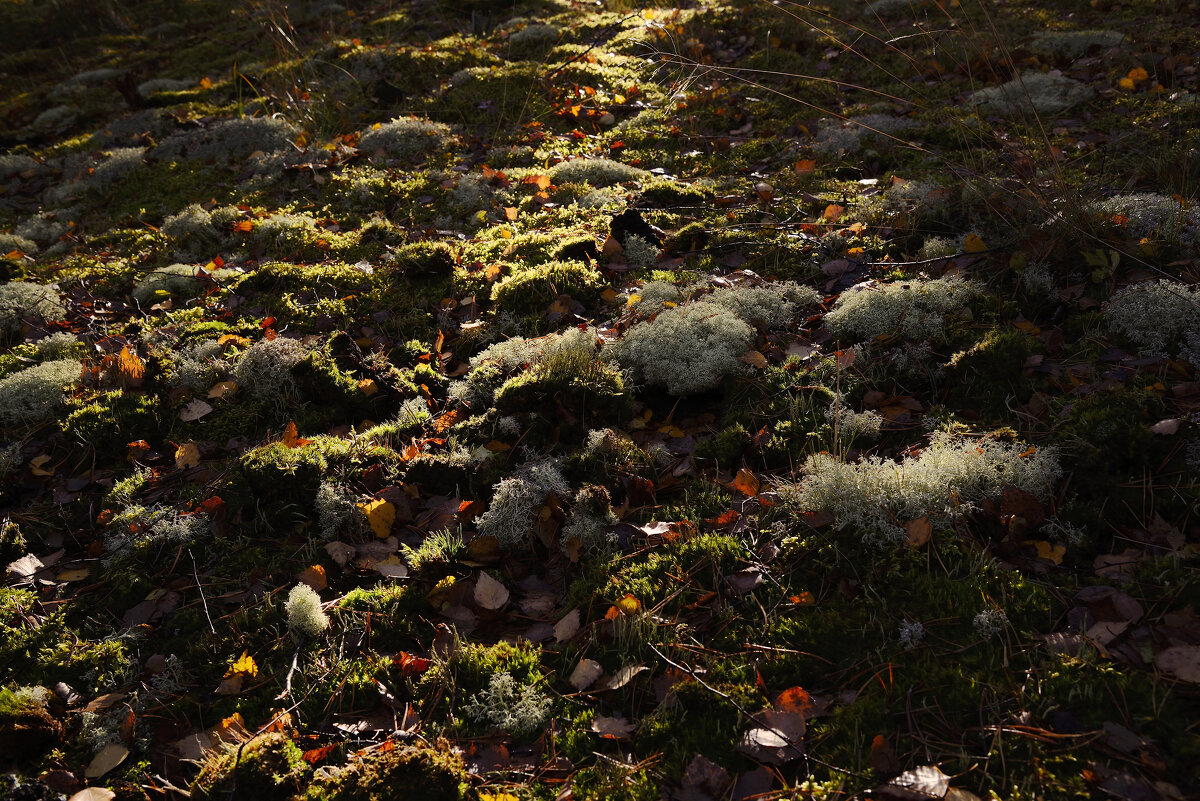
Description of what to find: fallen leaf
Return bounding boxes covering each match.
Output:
[282,421,311,448]
[569,659,604,691]
[725,568,764,594]
[598,663,648,691]
[592,715,635,739]
[70,789,116,801]
[474,571,510,610]
[30,454,54,476]
[84,743,129,778]
[822,204,844,223]
[375,555,408,579]
[869,734,901,774]
[324,540,356,566]
[904,516,931,547]
[297,564,327,591]
[738,349,768,368]
[180,399,213,422]
[56,567,90,582]
[886,765,951,799]
[174,442,200,470]
[358,499,395,538]
[729,468,760,497]
[964,233,987,253]
[1151,418,1181,435]
[554,609,581,642]
[737,710,806,764]
[1155,645,1200,683]
[116,346,145,389]
[207,380,238,399]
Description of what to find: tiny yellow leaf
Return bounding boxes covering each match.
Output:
[964,233,987,253]
[225,651,258,679]
[207,381,238,399]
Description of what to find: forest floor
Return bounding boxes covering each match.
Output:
[1,0,1199,799]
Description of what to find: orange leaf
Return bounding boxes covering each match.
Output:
[794,159,816,175]
[504,207,519,221]
[822,204,844,223]
[432,409,459,433]
[401,442,421,461]
[729,468,760,497]
[282,421,311,448]
[776,686,817,716]
[964,233,987,253]
[117,346,145,388]
[302,743,338,765]
[232,220,254,233]
[297,564,327,591]
[199,77,213,89]
[395,651,432,678]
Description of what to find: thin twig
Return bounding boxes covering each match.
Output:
[188,548,216,636]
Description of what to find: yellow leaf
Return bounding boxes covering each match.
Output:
[218,334,250,349]
[30,454,54,476]
[175,442,201,470]
[357,378,379,396]
[358,499,396,538]
[1029,540,1065,565]
[616,594,641,615]
[199,77,213,89]
[1118,77,1135,91]
[225,651,258,679]
[207,380,238,399]
[1127,66,1149,83]
[504,206,519,221]
[729,467,760,497]
[964,233,987,253]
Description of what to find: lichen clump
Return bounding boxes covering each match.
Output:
[1102,279,1200,358]
[0,360,80,425]
[824,276,977,342]
[786,431,1062,547]
[285,583,330,637]
[969,71,1095,116]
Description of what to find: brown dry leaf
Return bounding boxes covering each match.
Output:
[474,571,510,610]
[1155,645,1200,683]
[822,204,844,223]
[281,421,311,448]
[374,555,408,579]
[358,378,379,396]
[554,609,581,642]
[592,715,635,739]
[738,350,768,368]
[324,540,356,566]
[1151,418,1181,435]
[56,566,90,582]
[180,399,213,422]
[736,710,805,765]
[84,743,129,779]
[598,664,648,691]
[569,659,604,691]
[174,442,200,470]
[297,564,327,591]
[70,789,117,801]
[904,516,931,547]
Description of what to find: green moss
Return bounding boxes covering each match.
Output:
[568,763,660,801]
[431,640,542,701]
[1059,385,1166,473]
[62,390,161,451]
[638,679,764,777]
[334,583,426,650]
[239,441,328,511]
[190,732,310,801]
[694,423,751,469]
[490,259,604,314]
[304,738,467,801]
[946,329,1039,418]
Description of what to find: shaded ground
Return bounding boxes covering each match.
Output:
[1,0,1199,798]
